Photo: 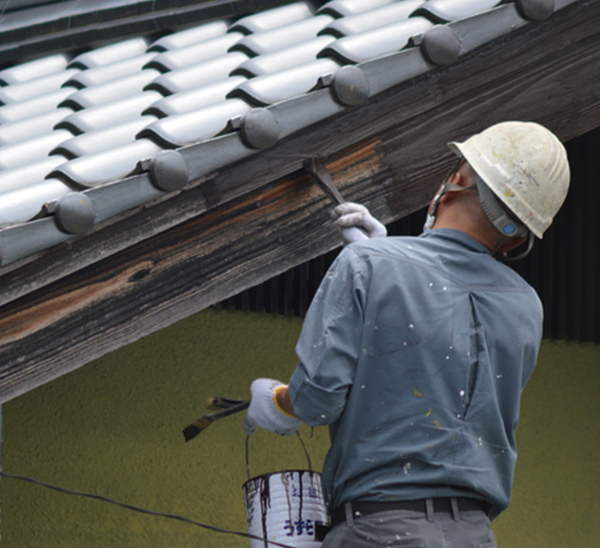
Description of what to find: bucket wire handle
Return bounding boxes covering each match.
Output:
[245,432,313,481]
[296,432,313,471]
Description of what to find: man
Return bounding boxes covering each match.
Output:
[243,121,570,547]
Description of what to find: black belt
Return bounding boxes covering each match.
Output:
[330,497,488,529]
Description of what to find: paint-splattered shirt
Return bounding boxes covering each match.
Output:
[288,229,543,519]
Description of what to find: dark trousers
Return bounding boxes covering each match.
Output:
[322,499,497,548]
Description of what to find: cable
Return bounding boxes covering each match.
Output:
[0,471,297,548]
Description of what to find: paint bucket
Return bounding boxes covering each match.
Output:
[243,470,328,548]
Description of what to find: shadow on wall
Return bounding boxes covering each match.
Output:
[1,308,598,547]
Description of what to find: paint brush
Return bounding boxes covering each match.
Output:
[183,399,250,442]
[206,396,248,410]
[304,157,370,239]
[303,158,346,206]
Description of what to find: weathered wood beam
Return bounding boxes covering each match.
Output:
[1,0,598,306]
[0,0,599,402]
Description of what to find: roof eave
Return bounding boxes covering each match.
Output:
[0,0,599,403]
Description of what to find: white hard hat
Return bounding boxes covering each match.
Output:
[448,121,570,238]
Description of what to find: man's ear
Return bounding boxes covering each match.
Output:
[440,171,470,205]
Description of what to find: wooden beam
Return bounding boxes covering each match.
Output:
[2,1,599,305]
[0,1,599,402]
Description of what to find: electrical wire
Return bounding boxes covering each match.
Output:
[0,471,298,548]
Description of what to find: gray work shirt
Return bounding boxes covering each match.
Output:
[288,229,543,519]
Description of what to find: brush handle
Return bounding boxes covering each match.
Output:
[183,400,250,442]
[206,396,248,410]
[304,158,346,205]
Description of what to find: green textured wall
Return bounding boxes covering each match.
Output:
[1,308,598,547]
[493,341,600,547]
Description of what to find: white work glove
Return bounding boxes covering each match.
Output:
[243,378,302,436]
[330,202,387,245]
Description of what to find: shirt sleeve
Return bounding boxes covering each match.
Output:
[288,246,368,426]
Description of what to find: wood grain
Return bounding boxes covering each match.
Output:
[0,1,599,402]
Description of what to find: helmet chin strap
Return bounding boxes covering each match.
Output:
[501,231,535,262]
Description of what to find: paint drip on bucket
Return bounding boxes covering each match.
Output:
[243,470,328,548]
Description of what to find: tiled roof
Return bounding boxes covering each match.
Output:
[0,0,578,267]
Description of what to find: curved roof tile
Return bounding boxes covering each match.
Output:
[145,33,243,73]
[139,99,252,148]
[0,109,73,145]
[0,87,73,123]
[143,78,247,118]
[0,157,67,194]
[227,58,341,106]
[320,1,425,38]
[0,69,79,105]
[230,15,333,56]
[229,2,313,34]
[55,91,162,134]
[0,130,71,171]
[52,117,158,159]
[0,179,72,228]
[64,54,157,89]
[317,0,397,18]
[319,17,433,64]
[0,0,577,267]
[68,38,150,69]
[60,70,161,110]
[412,0,503,24]
[232,36,335,78]
[148,21,229,52]
[0,53,70,85]
[145,53,249,95]
[49,139,161,188]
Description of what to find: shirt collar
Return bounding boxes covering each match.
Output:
[419,228,492,255]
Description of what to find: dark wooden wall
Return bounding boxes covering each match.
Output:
[219,127,600,344]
